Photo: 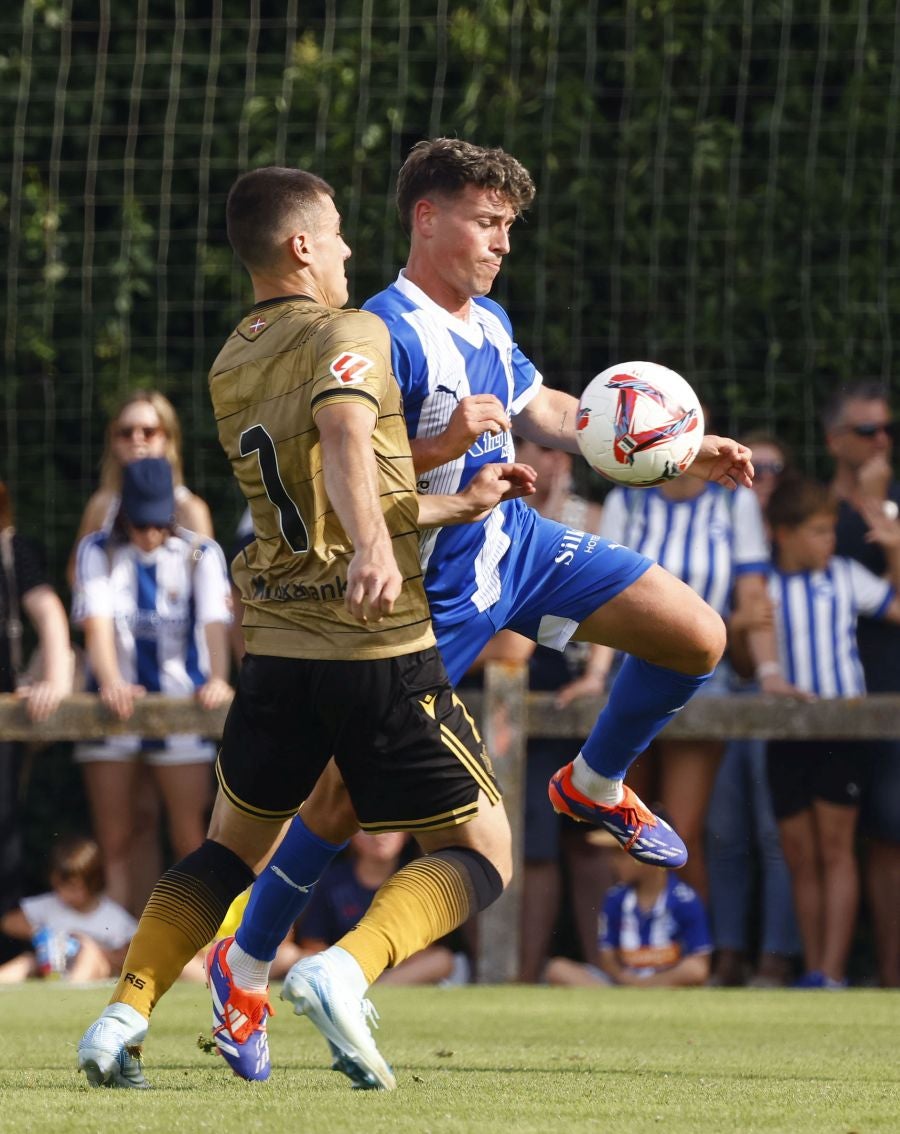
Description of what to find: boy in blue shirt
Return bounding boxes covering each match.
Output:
[546,839,711,988]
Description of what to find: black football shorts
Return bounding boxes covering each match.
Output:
[766,738,874,819]
[216,646,500,832]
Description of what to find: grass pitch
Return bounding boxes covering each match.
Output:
[0,982,897,1134]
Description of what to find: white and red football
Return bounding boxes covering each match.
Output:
[575,361,704,487]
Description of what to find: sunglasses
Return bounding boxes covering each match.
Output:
[128,521,169,532]
[844,422,897,440]
[755,460,785,476]
[116,425,162,441]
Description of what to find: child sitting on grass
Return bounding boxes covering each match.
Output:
[546,831,712,988]
[0,835,136,982]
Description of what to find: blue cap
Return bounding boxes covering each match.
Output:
[120,457,175,528]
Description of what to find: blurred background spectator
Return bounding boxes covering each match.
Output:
[0,481,72,966]
[70,458,232,914]
[545,832,712,988]
[66,390,218,914]
[705,432,802,987]
[69,389,214,579]
[765,474,900,987]
[0,835,135,983]
[825,383,900,987]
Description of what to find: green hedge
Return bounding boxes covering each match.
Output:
[2,0,898,575]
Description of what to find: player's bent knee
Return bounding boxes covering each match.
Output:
[419,797,513,889]
[682,606,727,674]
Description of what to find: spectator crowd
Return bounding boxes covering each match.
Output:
[1,381,898,991]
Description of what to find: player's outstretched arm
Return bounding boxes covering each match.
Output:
[418,462,537,528]
[316,401,403,624]
[513,386,582,454]
[685,435,754,489]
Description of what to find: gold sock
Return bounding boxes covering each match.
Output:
[336,854,471,986]
[110,840,254,1017]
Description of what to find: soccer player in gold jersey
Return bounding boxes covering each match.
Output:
[76,165,536,1090]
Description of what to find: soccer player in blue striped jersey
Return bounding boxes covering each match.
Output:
[764,475,900,988]
[363,138,754,867]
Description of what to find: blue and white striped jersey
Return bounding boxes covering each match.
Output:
[768,557,893,697]
[599,484,769,615]
[600,875,712,975]
[73,530,232,695]
[364,272,544,626]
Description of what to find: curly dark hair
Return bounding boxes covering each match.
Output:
[396,138,536,233]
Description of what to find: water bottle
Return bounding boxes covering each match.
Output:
[33,927,61,977]
[32,927,77,977]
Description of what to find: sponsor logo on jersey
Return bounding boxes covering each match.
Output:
[468,430,511,458]
[555,527,587,565]
[249,572,349,603]
[330,352,374,385]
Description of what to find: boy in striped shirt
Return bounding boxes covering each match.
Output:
[765,475,900,988]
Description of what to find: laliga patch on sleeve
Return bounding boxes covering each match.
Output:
[330,352,374,385]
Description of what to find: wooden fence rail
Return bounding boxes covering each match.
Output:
[3,669,899,982]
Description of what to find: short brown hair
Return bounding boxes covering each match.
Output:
[396,138,536,233]
[766,474,836,531]
[226,166,335,271]
[49,835,106,896]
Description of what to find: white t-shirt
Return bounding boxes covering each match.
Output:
[21,892,137,950]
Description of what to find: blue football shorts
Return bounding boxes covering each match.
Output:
[436,508,652,685]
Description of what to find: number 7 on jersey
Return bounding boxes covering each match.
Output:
[239,424,310,554]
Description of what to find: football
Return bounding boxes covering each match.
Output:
[575,361,704,486]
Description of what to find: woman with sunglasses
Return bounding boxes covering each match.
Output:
[69,390,213,583]
[67,391,215,912]
[71,458,232,915]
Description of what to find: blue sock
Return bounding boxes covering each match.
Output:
[235,814,346,962]
[581,656,712,780]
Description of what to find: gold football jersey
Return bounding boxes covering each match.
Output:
[209,297,435,660]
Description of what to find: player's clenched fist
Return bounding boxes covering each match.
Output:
[345,545,403,623]
[442,394,510,459]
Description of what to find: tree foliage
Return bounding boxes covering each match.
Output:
[1,0,898,573]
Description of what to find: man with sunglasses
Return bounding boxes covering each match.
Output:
[824,382,900,988]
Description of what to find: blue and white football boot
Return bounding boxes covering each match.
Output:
[207,936,273,1081]
[549,761,688,868]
